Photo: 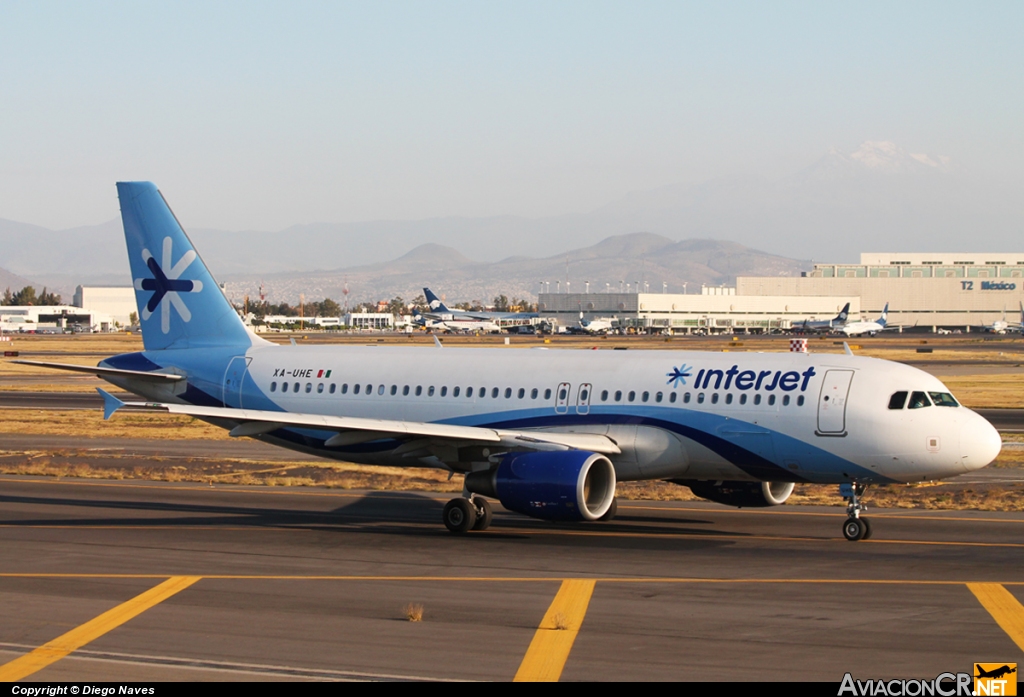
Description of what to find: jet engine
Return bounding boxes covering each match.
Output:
[465,450,616,522]
[672,479,795,508]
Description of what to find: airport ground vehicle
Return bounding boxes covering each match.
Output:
[19,183,1002,541]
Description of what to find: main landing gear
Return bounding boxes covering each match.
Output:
[841,482,872,541]
[442,496,492,534]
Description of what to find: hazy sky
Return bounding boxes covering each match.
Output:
[1,1,1021,231]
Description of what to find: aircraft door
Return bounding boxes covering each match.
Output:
[817,369,854,436]
[222,356,251,408]
[575,383,592,415]
[555,382,571,414]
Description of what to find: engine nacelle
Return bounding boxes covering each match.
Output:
[465,451,616,522]
[673,480,795,508]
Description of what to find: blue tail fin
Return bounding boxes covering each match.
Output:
[117,182,253,351]
[878,302,889,327]
[836,302,850,322]
[423,287,451,313]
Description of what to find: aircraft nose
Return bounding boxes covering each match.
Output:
[960,412,1002,472]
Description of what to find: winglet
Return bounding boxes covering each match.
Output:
[843,342,854,356]
[98,388,125,420]
[433,334,443,349]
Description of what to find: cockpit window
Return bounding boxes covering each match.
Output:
[908,391,932,409]
[928,392,959,407]
[888,391,908,410]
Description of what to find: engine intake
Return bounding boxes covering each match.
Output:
[672,480,794,508]
[465,450,616,521]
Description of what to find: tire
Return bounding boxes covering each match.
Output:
[598,497,618,521]
[843,517,866,542]
[860,517,873,540]
[472,498,493,531]
[443,498,477,534]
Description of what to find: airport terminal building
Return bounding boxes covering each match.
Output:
[538,288,856,333]
[738,253,1024,329]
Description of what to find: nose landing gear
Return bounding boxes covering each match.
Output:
[841,482,872,541]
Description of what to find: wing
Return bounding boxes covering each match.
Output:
[97,389,621,458]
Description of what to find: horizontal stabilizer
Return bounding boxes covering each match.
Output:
[13,360,184,381]
[97,388,126,421]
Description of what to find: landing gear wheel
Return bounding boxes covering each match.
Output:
[472,497,493,531]
[599,497,618,521]
[843,517,866,542]
[860,517,872,540]
[443,498,477,534]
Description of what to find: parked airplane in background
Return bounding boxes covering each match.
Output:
[841,303,893,337]
[15,183,1002,543]
[794,303,850,334]
[412,308,500,334]
[422,288,537,323]
[982,303,1024,334]
[577,312,617,334]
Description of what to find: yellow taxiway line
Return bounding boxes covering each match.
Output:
[968,583,1024,653]
[0,575,200,682]
[514,579,596,682]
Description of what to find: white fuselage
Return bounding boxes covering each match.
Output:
[209,344,1000,486]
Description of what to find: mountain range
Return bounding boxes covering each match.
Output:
[0,141,1019,303]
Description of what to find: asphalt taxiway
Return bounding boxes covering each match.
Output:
[0,476,1022,681]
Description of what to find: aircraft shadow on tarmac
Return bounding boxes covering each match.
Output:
[0,489,744,548]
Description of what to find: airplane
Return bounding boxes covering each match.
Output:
[981,303,1024,334]
[421,288,538,324]
[577,312,616,334]
[15,182,1002,542]
[840,303,894,337]
[793,303,850,334]
[412,308,501,334]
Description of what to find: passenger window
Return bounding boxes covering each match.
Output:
[390,385,397,395]
[908,391,931,409]
[754,394,761,405]
[655,392,663,403]
[615,390,622,401]
[378,385,385,395]
[518,388,525,399]
[628,391,636,402]
[341,384,348,394]
[697,393,705,404]
[280,382,288,393]
[415,385,422,396]
[641,391,649,402]
[544,388,552,400]
[928,392,959,407]
[505,388,512,398]
[441,386,448,397]
[330,384,336,394]
[683,393,691,403]
[467,387,474,398]
[725,393,733,404]
[294,382,300,392]
[559,388,567,400]
[782,395,790,406]
[739,394,746,405]
[888,391,908,410]
[305,383,312,393]
[453,386,460,397]
[365,384,372,394]
[403,385,410,396]
[531,388,538,399]
[428,386,435,396]
[270,382,277,392]
[711,393,719,404]
[797,395,804,406]
[479,387,485,397]
[669,392,677,403]
[768,394,776,406]
[493,388,500,398]
[317,383,324,394]
[601,390,608,401]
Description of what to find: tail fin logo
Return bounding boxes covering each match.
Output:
[133,236,204,333]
